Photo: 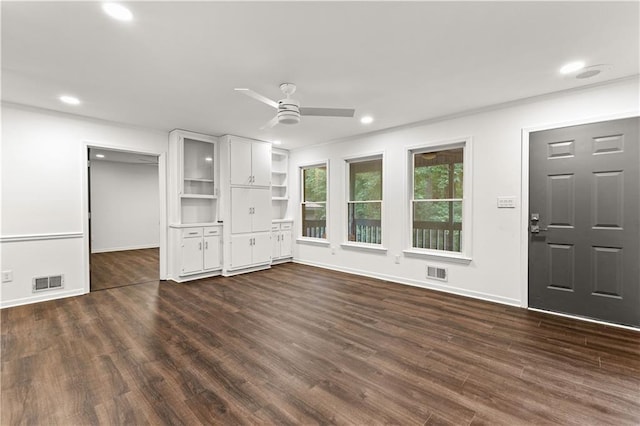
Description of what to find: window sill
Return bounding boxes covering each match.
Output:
[296,237,330,247]
[340,242,388,253]
[402,249,472,264]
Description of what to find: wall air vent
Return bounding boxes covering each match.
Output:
[426,265,448,282]
[32,275,65,292]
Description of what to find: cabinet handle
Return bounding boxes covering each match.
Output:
[188,232,198,235]
[205,241,208,249]
[199,242,202,250]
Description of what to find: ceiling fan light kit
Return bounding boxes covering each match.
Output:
[235,83,355,129]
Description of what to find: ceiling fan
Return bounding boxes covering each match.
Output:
[234,83,355,129]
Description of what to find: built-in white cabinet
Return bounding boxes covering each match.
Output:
[230,233,271,270]
[220,135,273,276]
[169,131,218,225]
[169,132,293,280]
[272,221,293,262]
[180,227,221,275]
[231,187,271,234]
[168,130,222,282]
[230,138,271,187]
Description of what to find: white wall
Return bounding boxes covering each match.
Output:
[0,104,168,308]
[289,78,640,307]
[90,160,159,253]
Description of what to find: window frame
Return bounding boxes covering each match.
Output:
[298,160,330,243]
[341,153,386,251]
[404,138,473,263]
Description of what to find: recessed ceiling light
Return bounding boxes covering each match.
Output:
[360,116,374,124]
[59,95,80,105]
[272,140,282,145]
[559,61,585,75]
[102,3,133,21]
[205,157,213,162]
[96,154,105,158]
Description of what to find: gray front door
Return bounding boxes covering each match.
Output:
[528,117,639,327]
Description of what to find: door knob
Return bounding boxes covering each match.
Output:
[530,213,548,233]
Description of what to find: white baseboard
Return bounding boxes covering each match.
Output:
[91,244,159,254]
[292,258,521,308]
[222,264,271,277]
[1,288,86,309]
[168,269,222,283]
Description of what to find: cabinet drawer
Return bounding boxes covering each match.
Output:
[204,227,221,236]
[182,228,203,239]
[271,224,281,231]
[280,222,293,230]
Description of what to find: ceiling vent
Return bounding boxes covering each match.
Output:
[32,275,65,292]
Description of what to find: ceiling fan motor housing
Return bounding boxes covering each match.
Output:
[277,98,301,125]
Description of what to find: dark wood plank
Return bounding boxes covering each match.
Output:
[90,248,159,291]
[2,262,639,425]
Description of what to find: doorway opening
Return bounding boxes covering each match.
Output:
[88,147,161,291]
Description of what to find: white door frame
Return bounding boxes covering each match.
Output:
[519,111,639,309]
[81,141,167,294]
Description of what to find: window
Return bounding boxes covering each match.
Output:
[346,157,382,245]
[411,146,464,253]
[301,163,327,239]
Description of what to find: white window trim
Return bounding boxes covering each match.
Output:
[298,159,330,242]
[403,137,473,262]
[342,151,385,250]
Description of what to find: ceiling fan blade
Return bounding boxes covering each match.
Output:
[234,88,278,109]
[260,115,279,130]
[299,107,355,117]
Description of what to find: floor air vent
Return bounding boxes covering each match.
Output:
[32,275,64,292]
[426,265,448,282]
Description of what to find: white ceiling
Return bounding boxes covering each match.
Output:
[2,1,638,150]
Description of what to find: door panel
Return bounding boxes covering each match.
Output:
[252,142,272,186]
[230,140,252,185]
[252,232,272,265]
[529,117,639,326]
[181,237,202,274]
[251,188,272,232]
[230,234,253,269]
[280,230,292,257]
[203,235,220,270]
[231,187,252,234]
[272,231,280,259]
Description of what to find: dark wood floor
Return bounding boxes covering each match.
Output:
[90,248,159,291]
[2,263,639,425]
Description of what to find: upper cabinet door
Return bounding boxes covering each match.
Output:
[230,139,253,186]
[252,142,272,187]
[182,138,216,196]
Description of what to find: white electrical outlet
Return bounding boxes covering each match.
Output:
[394,255,400,264]
[331,246,336,255]
[2,270,13,283]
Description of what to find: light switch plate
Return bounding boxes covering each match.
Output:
[497,197,516,208]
